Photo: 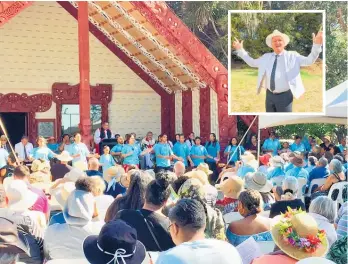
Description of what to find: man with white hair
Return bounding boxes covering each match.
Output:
[233,29,323,112]
[85,157,102,177]
[174,161,186,178]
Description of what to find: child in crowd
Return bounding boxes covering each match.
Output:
[99,146,116,177]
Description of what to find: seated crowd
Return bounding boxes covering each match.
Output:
[0,131,346,264]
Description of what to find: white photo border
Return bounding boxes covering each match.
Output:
[228,9,326,116]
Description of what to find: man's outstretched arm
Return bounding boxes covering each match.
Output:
[297,31,323,66]
[232,37,264,68]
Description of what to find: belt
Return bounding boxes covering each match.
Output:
[267,89,290,95]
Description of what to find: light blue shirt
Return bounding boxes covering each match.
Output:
[224,145,245,163]
[173,142,190,166]
[47,143,59,153]
[0,149,9,168]
[338,144,346,153]
[305,165,315,174]
[100,154,116,172]
[237,165,255,178]
[205,142,220,163]
[267,166,285,180]
[285,166,309,180]
[290,142,306,152]
[156,239,242,264]
[262,138,281,156]
[190,145,208,167]
[154,143,173,168]
[110,144,124,153]
[30,147,55,161]
[285,162,294,172]
[68,143,90,165]
[121,144,140,165]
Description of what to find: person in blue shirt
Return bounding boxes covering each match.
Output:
[290,135,306,153]
[153,134,181,172]
[111,136,124,164]
[190,137,212,167]
[99,145,116,175]
[68,133,93,167]
[224,137,245,166]
[121,134,150,170]
[266,155,285,180]
[236,151,257,178]
[205,133,220,180]
[285,154,309,180]
[261,131,281,156]
[173,134,193,167]
[307,157,329,185]
[29,136,56,162]
[305,156,317,174]
[47,137,59,153]
[337,137,347,153]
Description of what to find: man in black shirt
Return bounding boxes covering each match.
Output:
[115,172,175,251]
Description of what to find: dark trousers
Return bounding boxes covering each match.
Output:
[265,89,293,112]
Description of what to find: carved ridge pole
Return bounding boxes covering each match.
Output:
[216,73,237,161]
[77,1,91,145]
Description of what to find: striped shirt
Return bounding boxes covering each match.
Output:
[336,202,348,239]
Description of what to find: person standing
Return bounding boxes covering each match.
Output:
[262,131,281,156]
[205,133,220,181]
[173,134,194,167]
[0,147,9,182]
[224,137,245,166]
[99,146,116,176]
[153,134,182,172]
[290,135,306,153]
[0,135,11,152]
[121,134,150,171]
[58,134,71,153]
[141,131,156,169]
[185,132,195,150]
[190,137,212,167]
[15,136,33,163]
[93,122,114,154]
[29,136,56,162]
[69,133,94,168]
[110,136,124,165]
[232,29,323,112]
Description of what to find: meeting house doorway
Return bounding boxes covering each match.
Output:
[0,112,27,146]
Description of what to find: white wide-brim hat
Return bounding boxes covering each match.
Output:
[56,151,73,162]
[7,180,38,211]
[52,181,76,208]
[266,30,290,48]
[244,172,273,193]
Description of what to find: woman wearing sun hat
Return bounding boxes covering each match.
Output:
[285,152,309,180]
[267,155,286,180]
[29,159,51,184]
[216,174,244,214]
[236,151,258,178]
[252,209,329,263]
[245,171,275,210]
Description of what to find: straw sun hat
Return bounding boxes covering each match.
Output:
[216,176,244,199]
[271,208,329,260]
[195,163,213,176]
[56,151,73,162]
[266,30,290,48]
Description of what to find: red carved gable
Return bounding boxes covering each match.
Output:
[0,1,32,27]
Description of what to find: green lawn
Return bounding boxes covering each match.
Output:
[229,68,323,113]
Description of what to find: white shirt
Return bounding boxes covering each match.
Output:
[15,142,34,160]
[156,239,242,264]
[0,148,9,168]
[93,128,114,145]
[44,221,104,260]
[266,52,291,93]
[309,213,337,247]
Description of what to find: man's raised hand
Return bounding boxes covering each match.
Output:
[312,31,323,45]
[232,37,243,50]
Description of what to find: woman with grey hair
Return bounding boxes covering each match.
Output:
[269,176,305,218]
[311,159,345,200]
[309,196,337,246]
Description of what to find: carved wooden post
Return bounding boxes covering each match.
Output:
[77,1,92,145]
[216,74,237,160]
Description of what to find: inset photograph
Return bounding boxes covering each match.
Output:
[228,10,325,114]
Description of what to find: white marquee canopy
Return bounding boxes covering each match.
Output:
[259,80,348,128]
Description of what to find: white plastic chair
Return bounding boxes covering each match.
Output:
[297,177,307,198]
[305,178,326,197]
[223,212,243,224]
[328,182,348,207]
[271,176,285,187]
[256,241,275,254]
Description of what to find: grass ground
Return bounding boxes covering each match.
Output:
[229,67,323,113]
